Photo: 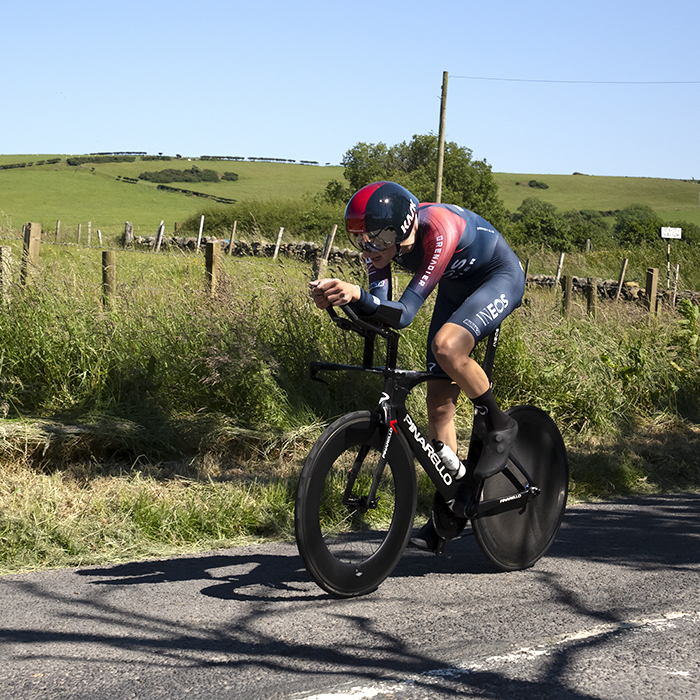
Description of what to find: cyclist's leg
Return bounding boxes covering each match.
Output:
[424,285,463,452]
[410,290,462,553]
[413,374,472,552]
[431,268,524,479]
[426,380,460,448]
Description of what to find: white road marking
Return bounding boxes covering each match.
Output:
[302,687,403,700]
[298,612,698,699]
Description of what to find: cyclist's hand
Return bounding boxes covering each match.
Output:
[309,278,360,308]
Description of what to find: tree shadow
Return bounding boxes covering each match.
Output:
[1,494,698,699]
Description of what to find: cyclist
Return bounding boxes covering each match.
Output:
[310,181,525,552]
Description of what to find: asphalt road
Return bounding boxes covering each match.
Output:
[1,494,699,699]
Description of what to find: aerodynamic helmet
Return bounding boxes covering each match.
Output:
[344,181,419,252]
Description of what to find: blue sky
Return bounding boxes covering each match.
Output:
[3,0,699,179]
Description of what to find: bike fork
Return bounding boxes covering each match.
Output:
[342,418,394,512]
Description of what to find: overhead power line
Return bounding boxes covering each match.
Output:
[452,75,700,85]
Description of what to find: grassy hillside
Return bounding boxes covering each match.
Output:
[0,154,344,238]
[2,154,699,240]
[493,172,700,225]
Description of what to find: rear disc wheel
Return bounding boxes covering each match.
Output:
[471,405,568,571]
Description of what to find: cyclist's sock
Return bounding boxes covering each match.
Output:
[472,388,515,432]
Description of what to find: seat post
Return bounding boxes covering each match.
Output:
[481,325,501,381]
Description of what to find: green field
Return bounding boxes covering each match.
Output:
[2,154,699,240]
[0,155,345,238]
[493,172,700,226]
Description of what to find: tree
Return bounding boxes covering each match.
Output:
[341,142,393,191]
[561,210,613,249]
[333,134,507,230]
[510,198,572,251]
[614,204,665,245]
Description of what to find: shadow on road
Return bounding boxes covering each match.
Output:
[2,494,698,699]
[74,493,700,596]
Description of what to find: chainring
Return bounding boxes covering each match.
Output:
[431,491,469,540]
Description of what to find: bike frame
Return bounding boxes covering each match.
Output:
[311,307,540,520]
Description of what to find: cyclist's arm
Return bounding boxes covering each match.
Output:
[309,278,360,308]
[351,287,424,329]
[347,255,417,328]
[351,208,464,328]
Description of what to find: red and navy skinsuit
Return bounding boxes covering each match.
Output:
[352,203,524,373]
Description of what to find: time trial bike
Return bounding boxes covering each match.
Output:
[295,304,568,597]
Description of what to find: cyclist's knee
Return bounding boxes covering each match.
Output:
[431,325,476,369]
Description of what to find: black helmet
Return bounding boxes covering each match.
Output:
[345,181,419,252]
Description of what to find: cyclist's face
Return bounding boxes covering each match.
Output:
[364,245,396,269]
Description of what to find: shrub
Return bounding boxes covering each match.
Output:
[180,198,345,243]
[614,204,665,245]
[509,198,574,252]
[138,166,220,184]
[66,156,136,166]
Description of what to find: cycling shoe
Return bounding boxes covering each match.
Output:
[473,422,519,480]
[408,519,445,555]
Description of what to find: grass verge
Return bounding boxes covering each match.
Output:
[1,245,699,575]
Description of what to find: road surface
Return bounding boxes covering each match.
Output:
[1,494,698,699]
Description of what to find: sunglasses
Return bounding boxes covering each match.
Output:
[354,228,397,253]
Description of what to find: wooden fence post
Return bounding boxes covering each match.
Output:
[21,222,41,286]
[615,258,628,302]
[561,274,573,316]
[554,252,565,289]
[87,221,92,247]
[123,221,134,248]
[523,258,530,285]
[645,267,659,316]
[77,223,82,244]
[227,221,237,255]
[196,215,205,253]
[155,221,165,253]
[273,227,285,260]
[671,264,680,307]
[315,224,338,279]
[587,277,599,318]
[205,241,219,294]
[0,246,12,302]
[102,250,116,308]
[55,220,60,242]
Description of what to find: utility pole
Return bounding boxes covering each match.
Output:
[434,71,448,203]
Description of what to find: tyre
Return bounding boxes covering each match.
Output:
[471,405,568,571]
[295,410,417,597]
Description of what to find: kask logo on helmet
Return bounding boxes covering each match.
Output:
[400,199,417,236]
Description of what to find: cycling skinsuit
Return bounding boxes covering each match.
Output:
[352,203,525,374]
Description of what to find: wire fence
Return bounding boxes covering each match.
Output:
[1,229,698,312]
